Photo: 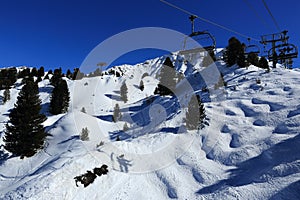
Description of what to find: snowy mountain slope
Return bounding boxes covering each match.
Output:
[0,53,299,199]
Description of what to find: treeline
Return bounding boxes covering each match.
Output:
[0,66,103,91]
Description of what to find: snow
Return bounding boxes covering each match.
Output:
[0,52,300,199]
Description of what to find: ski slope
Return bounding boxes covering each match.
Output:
[0,53,299,199]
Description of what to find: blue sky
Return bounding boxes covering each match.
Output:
[0,0,299,71]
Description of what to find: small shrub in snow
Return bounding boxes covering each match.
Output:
[81,107,86,113]
[113,104,121,122]
[80,127,89,141]
[96,141,104,148]
[139,80,144,91]
[123,123,129,131]
[120,82,128,103]
[256,79,261,84]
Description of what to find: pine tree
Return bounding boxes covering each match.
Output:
[120,82,128,103]
[3,87,10,104]
[0,68,17,90]
[72,68,84,80]
[38,66,45,77]
[49,79,70,114]
[225,37,245,67]
[4,80,46,158]
[18,68,30,79]
[123,122,129,131]
[31,67,38,77]
[247,52,259,66]
[185,95,206,130]
[93,68,102,77]
[50,68,62,87]
[258,57,270,71]
[113,103,121,122]
[154,57,176,96]
[80,127,89,141]
[139,80,144,91]
[66,69,72,79]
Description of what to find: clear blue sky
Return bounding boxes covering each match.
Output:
[0,0,299,71]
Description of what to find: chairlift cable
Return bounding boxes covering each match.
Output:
[160,0,197,17]
[242,0,272,31]
[261,0,281,32]
[160,0,260,41]
[196,16,260,42]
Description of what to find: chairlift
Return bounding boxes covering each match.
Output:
[159,1,216,56]
[180,15,216,56]
[183,30,216,51]
[244,38,260,56]
[268,43,298,61]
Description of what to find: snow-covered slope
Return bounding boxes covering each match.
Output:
[0,53,299,200]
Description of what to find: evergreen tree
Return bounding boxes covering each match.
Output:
[0,68,17,89]
[66,69,72,79]
[185,95,206,130]
[225,37,245,67]
[4,80,46,158]
[81,107,86,113]
[18,68,30,79]
[123,122,129,131]
[93,68,102,77]
[31,67,38,77]
[21,76,34,85]
[80,127,89,141]
[3,87,10,104]
[113,103,121,122]
[38,66,45,77]
[72,68,84,80]
[154,57,176,96]
[247,52,259,66]
[258,57,270,71]
[120,82,128,103]
[49,79,70,114]
[50,68,62,87]
[139,80,144,91]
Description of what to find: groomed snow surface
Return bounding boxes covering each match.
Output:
[0,53,300,200]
